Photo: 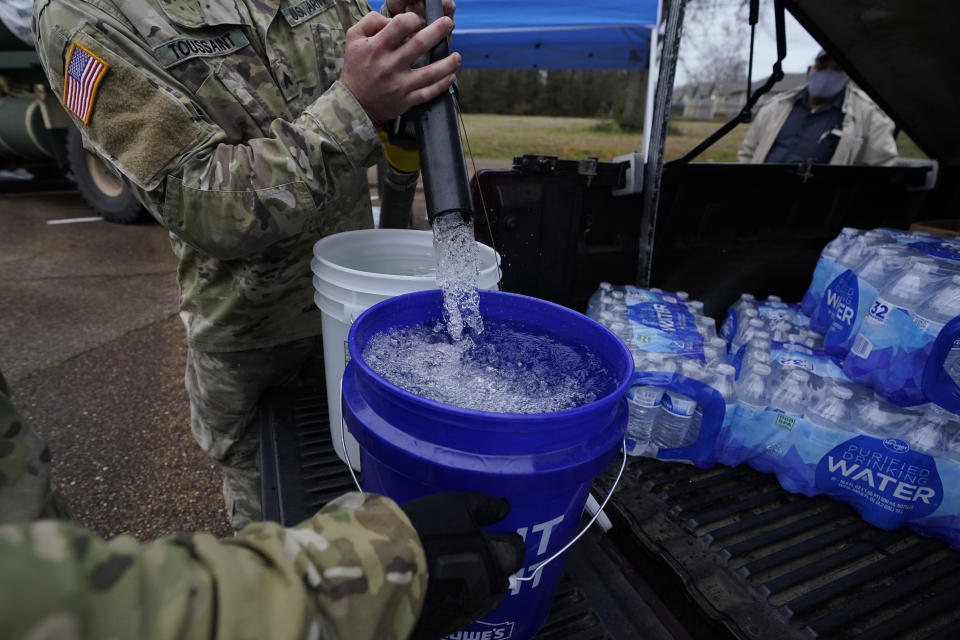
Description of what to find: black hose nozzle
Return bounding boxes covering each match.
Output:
[413,0,473,225]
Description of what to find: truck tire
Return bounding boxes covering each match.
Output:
[66,126,151,224]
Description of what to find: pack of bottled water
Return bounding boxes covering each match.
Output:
[593,281,960,548]
[799,227,960,410]
[720,294,809,346]
[587,283,733,466]
[716,314,960,548]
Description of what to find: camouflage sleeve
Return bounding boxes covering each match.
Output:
[0,381,69,525]
[33,0,381,261]
[0,492,427,640]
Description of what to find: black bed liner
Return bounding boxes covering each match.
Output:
[259,386,960,639]
[604,459,960,640]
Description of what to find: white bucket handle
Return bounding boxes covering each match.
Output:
[338,376,627,587]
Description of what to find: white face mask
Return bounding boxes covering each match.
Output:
[808,69,847,99]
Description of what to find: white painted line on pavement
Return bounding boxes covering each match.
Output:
[47,216,105,225]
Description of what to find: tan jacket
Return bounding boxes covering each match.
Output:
[738,83,898,166]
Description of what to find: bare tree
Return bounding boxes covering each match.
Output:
[678,0,751,88]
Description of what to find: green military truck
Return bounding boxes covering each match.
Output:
[0,13,148,223]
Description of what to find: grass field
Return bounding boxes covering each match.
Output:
[460,114,926,163]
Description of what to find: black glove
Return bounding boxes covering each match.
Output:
[402,492,526,640]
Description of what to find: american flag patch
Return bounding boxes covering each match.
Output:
[63,43,109,125]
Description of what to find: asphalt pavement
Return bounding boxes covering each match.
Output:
[1,191,231,539]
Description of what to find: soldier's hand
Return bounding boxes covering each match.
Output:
[385,0,456,23]
[340,11,460,123]
[401,492,525,640]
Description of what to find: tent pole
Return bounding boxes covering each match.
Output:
[642,0,664,160]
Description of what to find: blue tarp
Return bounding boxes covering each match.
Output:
[450,1,659,70]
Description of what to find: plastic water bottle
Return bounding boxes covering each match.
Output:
[873,259,938,311]
[810,232,890,333]
[804,384,855,451]
[803,329,824,349]
[731,317,766,353]
[944,416,960,461]
[626,353,677,451]
[697,315,717,339]
[770,321,793,343]
[731,294,757,318]
[916,274,960,328]
[676,291,690,302]
[856,396,917,437]
[736,363,772,414]
[586,282,613,316]
[770,369,811,418]
[687,300,705,316]
[766,295,783,303]
[808,384,853,430]
[802,229,861,316]
[655,360,701,449]
[856,246,915,288]
[838,231,889,271]
[711,363,737,427]
[702,343,724,367]
[607,321,634,348]
[721,293,757,344]
[703,337,727,365]
[907,404,954,455]
[742,336,771,370]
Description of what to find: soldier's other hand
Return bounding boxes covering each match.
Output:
[401,492,525,640]
[386,0,456,24]
[340,11,460,123]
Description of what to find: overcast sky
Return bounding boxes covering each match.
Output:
[676,2,823,86]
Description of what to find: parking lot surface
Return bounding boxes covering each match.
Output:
[1,192,231,538]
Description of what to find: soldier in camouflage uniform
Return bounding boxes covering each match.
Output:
[32,0,459,529]
[0,373,525,639]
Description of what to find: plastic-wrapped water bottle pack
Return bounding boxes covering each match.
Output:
[716,331,960,546]
[590,275,960,550]
[587,283,732,467]
[801,227,960,410]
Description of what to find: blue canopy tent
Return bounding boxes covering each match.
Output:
[450,1,660,71]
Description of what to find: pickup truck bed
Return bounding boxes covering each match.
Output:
[260,386,960,639]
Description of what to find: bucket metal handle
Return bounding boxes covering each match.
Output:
[508,438,627,589]
[339,378,628,586]
[339,377,364,497]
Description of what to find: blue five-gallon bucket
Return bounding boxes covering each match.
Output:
[342,290,633,640]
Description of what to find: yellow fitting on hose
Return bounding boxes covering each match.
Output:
[379,130,420,173]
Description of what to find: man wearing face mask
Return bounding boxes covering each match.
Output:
[738,50,898,165]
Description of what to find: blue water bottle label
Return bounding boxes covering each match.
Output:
[662,393,697,418]
[866,296,893,326]
[816,269,856,333]
[628,386,663,409]
[720,309,736,342]
[815,435,943,528]
[824,272,859,348]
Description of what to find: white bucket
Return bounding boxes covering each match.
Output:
[312,229,500,469]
